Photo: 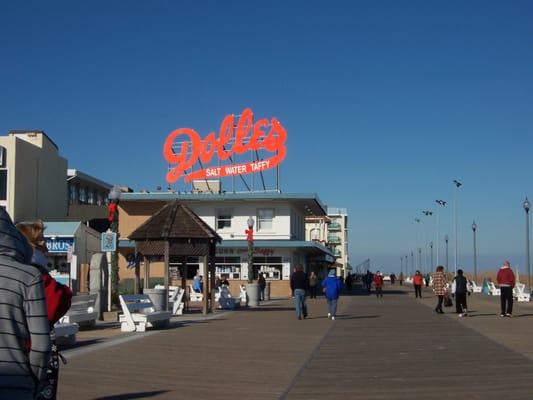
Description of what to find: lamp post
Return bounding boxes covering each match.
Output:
[435,200,447,267]
[108,186,122,308]
[453,179,462,275]
[400,256,403,278]
[444,234,449,272]
[411,251,414,276]
[405,255,408,277]
[429,241,434,269]
[245,216,260,306]
[423,211,433,271]
[524,198,531,293]
[418,248,422,273]
[472,221,478,284]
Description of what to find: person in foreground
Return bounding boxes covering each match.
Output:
[17,220,73,400]
[290,264,308,320]
[433,265,447,314]
[497,261,515,317]
[0,208,51,399]
[322,269,343,320]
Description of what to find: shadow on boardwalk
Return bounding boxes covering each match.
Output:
[95,391,169,399]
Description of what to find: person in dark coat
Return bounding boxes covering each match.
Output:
[290,265,308,320]
[453,269,468,317]
[258,273,266,301]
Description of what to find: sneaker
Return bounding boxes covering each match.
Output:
[463,312,468,317]
[327,313,331,319]
[506,314,513,318]
[500,314,505,317]
[458,313,463,317]
[331,316,335,320]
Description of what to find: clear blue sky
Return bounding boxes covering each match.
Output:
[2,1,532,274]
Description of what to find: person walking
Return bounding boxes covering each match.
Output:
[373,271,384,298]
[413,270,423,298]
[453,269,468,317]
[433,266,447,313]
[309,271,319,299]
[424,273,431,287]
[365,270,373,293]
[290,265,308,320]
[17,220,73,400]
[0,209,51,399]
[257,273,266,301]
[321,269,343,320]
[399,271,404,286]
[497,261,515,317]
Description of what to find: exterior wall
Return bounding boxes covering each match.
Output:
[0,133,67,222]
[327,209,349,277]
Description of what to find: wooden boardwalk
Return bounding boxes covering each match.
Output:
[58,285,533,399]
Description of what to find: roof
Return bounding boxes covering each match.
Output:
[129,200,222,241]
[8,130,59,150]
[42,221,81,237]
[120,191,328,216]
[67,169,113,190]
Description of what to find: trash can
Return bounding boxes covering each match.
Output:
[144,288,167,311]
[264,282,271,301]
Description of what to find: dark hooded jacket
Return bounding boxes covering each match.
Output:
[0,209,51,399]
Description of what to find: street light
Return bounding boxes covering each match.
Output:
[453,179,462,275]
[429,241,434,270]
[246,216,255,283]
[107,185,122,308]
[435,200,447,266]
[524,198,531,293]
[411,251,414,276]
[444,234,449,272]
[423,211,433,272]
[472,221,478,284]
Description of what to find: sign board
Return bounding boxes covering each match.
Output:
[101,232,117,252]
[163,108,287,184]
[45,237,74,254]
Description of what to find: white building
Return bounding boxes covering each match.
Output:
[327,208,350,278]
[117,192,335,297]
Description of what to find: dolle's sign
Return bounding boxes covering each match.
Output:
[163,108,287,184]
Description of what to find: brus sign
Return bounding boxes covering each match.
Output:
[163,108,287,184]
[45,238,74,254]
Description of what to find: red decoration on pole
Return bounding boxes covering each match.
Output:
[108,202,117,222]
[245,228,254,242]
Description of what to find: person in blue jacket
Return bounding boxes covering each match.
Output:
[321,269,343,320]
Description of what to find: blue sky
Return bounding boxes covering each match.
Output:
[1,1,532,274]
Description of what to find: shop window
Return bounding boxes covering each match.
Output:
[169,256,200,279]
[216,209,232,230]
[0,170,7,201]
[215,256,241,279]
[257,208,274,231]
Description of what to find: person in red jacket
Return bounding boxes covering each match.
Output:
[496,260,516,317]
[373,271,384,298]
[17,220,72,400]
[413,270,424,298]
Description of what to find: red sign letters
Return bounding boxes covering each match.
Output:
[163,108,287,184]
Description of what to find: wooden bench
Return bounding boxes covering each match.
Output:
[59,294,98,328]
[53,322,79,345]
[154,285,185,315]
[119,294,171,332]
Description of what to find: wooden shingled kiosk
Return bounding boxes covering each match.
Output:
[128,200,222,315]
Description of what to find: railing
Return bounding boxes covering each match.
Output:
[327,235,341,244]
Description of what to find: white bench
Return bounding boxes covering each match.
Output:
[154,285,185,315]
[119,294,171,332]
[469,281,482,293]
[59,294,98,328]
[188,285,203,302]
[487,282,501,296]
[53,322,79,345]
[218,286,240,310]
[514,283,531,302]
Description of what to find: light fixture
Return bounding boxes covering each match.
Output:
[247,216,255,230]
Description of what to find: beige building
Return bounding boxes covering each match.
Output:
[0,130,67,222]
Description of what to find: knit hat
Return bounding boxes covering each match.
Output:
[328,269,336,277]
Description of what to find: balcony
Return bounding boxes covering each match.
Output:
[334,250,342,258]
[328,222,341,231]
[327,235,341,244]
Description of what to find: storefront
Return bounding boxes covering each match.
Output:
[44,221,101,294]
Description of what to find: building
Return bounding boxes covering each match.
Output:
[0,130,68,221]
[327,208,350,277]
[67,168,112,222]
[116,192,335,297]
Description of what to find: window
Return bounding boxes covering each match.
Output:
[97,193,103,206]
[257,208,274,231]
[0,170,7,201]
[79,185,87,204]
[215,256,241,279]
[87,189,95,205]
[254,256,283,280]
[216,209,232,230]
[68,184,77,205]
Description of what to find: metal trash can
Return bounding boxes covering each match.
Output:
[144,288,167,311]
[264,282,271,301]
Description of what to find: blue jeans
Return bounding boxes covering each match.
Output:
[294,289,307,318]
[327,298,338,317]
